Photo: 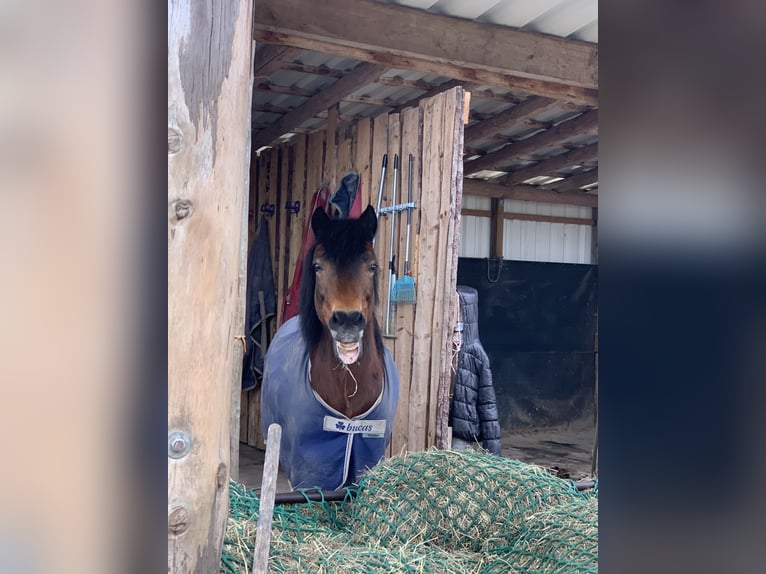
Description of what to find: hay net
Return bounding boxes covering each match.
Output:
[221,449,597,574]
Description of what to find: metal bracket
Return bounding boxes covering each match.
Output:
[377,201,417,215]
[260,203,275,218]
[168,430,192,459]
[285,200,300,215]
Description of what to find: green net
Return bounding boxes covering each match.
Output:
[221,449,596,573]
[495,498,598,574]
[350,449,588,551]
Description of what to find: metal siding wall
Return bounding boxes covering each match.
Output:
[460,196,594,263]
[459,195,491,257]
[503,199,593,264]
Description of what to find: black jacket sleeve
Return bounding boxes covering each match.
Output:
[476,351,501,455]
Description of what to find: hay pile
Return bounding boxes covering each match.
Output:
[350,449,587,551]
[220,450,596,573]
[493,498,598,574]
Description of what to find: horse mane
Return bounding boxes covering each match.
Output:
[299,212,384,357]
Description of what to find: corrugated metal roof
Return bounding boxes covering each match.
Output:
[380,0,598,43]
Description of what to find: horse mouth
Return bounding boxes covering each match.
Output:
[334,339,362,365]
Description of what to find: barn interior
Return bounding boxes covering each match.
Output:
[238,0,598,487]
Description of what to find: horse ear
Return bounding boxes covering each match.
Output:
[359,205,378,242]
[311,207,330,241]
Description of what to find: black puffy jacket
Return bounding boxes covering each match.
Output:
[449,286,501,455]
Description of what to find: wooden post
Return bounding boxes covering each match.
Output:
[252,423,282,574]
[168,1,253,572]
[489,197,504,259]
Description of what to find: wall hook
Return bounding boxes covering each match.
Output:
[285,200,300,215]
[260,203,275,218]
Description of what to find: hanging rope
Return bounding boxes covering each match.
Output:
[486,256,504,284]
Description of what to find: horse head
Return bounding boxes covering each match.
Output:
[300,205,381,365]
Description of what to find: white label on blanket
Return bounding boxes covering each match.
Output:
[323,416,386,438]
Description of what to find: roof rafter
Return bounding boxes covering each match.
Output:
[253,45,302,84]
[550,169,598,192]
[253,0,598,105]
[499,143,598,185]
[465,109,598,173]
[252,62,386,148]
[464,97,568,143]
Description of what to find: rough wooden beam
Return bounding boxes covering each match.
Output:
[397,79,463,110]
[462,207,595,226]
[465,122,553,155]
[463,178,598,207]
[168,0,253,570]
[253,117,358,133]
[253,0,598,105]
[550,168,599,192]
[500,143,598,185]
[466,87,523,105]
[464,97,565,143]
[503,211,595,226]
[378,76,439,91]
[343,94,400,108]
[252,62,385,148]
[252,83,315,98]
[465,109,598,173]
[278,61,346,78]
[253,45,302,84]
[253,102,294,115]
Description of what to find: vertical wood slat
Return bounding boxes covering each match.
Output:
[384,112,402,456]
[370,114,390,331]
[425,94,450,449]
[288,134,308,288]
[337,137,353,183]
[435,87,465,448]
[246,152,271,450]
[408,94,443,452]
[306,131,326,205]
[240,154,260,444]
[268,149,280,337]
[354,118,373,208]
[390,106,420,456]
[168,0,253,570]
[382,113,402,353]
[275,145,291,327]
[326,104,339,187]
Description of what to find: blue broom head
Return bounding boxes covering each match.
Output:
[392,274,416,303]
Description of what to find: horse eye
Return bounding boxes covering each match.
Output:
[313,262,323,272]
[368,263,378,272]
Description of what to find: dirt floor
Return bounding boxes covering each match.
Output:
[237,419,597,492]
[500,420,597,481]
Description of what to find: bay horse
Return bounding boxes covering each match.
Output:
[261,205,399,490]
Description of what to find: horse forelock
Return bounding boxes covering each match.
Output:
[315,216,375,264]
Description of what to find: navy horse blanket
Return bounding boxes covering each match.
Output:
[261,316,399,490]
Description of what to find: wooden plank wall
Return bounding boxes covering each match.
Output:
[240,87,466,454]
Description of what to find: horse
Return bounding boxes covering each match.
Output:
[261,205,399,490]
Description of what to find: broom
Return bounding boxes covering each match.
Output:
[392,153,416,304]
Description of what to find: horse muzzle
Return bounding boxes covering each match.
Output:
[329,311,366,364]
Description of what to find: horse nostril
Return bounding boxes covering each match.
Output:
[349,311,365,329]
[330,311,366,331]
